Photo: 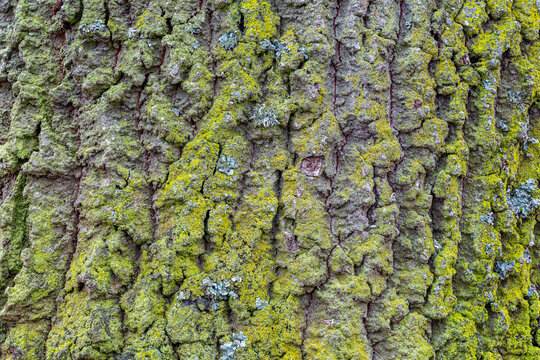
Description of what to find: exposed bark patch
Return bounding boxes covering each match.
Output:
[284,232,299,253]
[299,156,324,177]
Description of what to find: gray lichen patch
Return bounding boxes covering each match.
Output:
[260,39,289,58]
[479,212,494,225]
[255,297,268,309]
[220,332,247,360]
[78,20,108,34]
[494,260,515,279]
[251,103,279,128]
[219,31,239,51]
[507,179,539,218]
[216,155,237,176]
[202,277,241,309]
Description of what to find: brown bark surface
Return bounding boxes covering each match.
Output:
[1,0,540,359]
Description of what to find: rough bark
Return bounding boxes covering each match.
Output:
[1,0,540,358]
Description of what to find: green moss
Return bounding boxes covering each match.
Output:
[82,67,116,98]
[0,173,28,298]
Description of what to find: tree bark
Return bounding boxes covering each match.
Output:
[1,0,540,358]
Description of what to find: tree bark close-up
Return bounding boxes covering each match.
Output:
[1,0,540,358]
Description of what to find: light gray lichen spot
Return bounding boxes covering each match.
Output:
[79,20,107,34]
[255,297,268,310]
[479,212,494,225]
[494,261,515,279]
[507,179,539,218]
[217,155,237,176]
[184,24,201,35]
[220,332,247,360]
[202,278,239,310]
[219,31,238,50]
[251,104,279,128]
[260,39,289,58]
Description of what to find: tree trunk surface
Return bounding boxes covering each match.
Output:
[1,0,540,358]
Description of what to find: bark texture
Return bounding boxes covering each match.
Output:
[1,0,540,358]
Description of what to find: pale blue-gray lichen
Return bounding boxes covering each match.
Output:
[507,179,539,218]
[251,104,279,128]
[220,332,247,360]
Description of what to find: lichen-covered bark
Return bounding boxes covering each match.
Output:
[1,0,540,358]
